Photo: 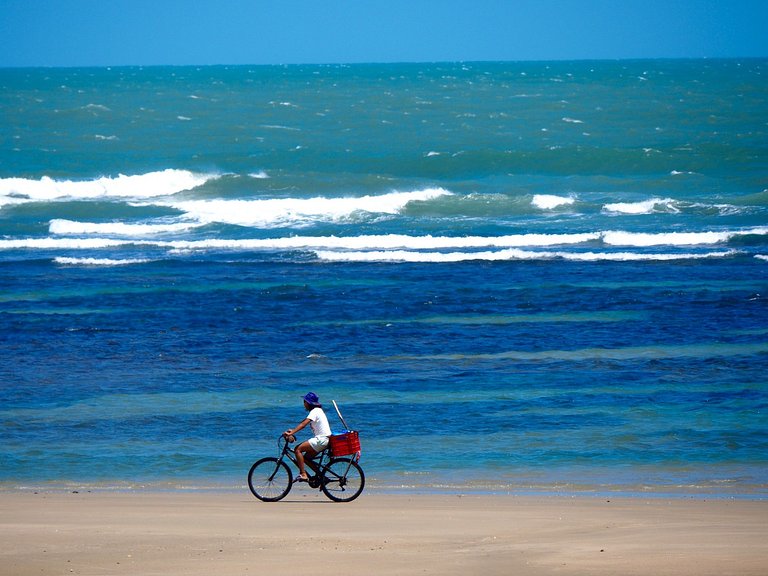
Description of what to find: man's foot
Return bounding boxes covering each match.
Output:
[294,474,308,483]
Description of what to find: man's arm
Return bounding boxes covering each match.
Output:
[284,418,311,438]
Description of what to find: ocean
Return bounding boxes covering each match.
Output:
[1,60,767,496]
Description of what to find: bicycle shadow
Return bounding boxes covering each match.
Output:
[246,498,339,505]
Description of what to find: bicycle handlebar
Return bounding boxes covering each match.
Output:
[278,434,296,451]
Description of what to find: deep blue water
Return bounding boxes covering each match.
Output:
[1,60,767,495]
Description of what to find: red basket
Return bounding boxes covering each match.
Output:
[329,431,360,457]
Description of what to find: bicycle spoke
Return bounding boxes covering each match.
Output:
[248,457,292,502]
[321,458,365,502]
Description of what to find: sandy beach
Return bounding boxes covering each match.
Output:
[1,491,766,576]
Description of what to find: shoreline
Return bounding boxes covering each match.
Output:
[3,478,767,501]
[2,491,766,576]
[4,487,767,502]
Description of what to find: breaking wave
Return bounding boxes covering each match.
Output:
[532,194,576,210]
[50,219,201,236]
[54,257,152,267]
[153,188,453,227]
[603,198,680,215]
[0,170,216,202]
[30,227,768,250]
[313,249,740,263]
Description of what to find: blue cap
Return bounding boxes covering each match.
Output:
[303,392,322,407]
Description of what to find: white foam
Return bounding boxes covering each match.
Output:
[603,227,768,247]
[532,194,576,210]
[562,250,737,262]
[4,228,763,253]
[82,103,110,112]
[0,231,594,253]
[0,195,27,208]
[314,249,738,263]
[54,257,151,266]
[314,249,529,263]
[248,171,270,179]
[603,198,679,215]
[603,230,731,246]
[0,238,133,249]
[163,232,600,252]
[0,169,215,202]
[49,219,200,236]
[561,117,584,124]
[160,188,453,228]
[260,124,301,131]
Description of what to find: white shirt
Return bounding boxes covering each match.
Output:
[307,407,331,438]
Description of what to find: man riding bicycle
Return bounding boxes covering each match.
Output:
[283,392,332,482]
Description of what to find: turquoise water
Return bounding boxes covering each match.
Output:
[1,60,767,495]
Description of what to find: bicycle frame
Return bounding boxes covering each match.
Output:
[248,435,365,502]
[276,435,331,485]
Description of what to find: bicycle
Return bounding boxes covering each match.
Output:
[247,435,365,503]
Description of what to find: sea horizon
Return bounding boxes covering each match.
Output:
[3,55,766,69]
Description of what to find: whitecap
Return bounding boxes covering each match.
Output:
[602,198,679,215]
[600,227,766,247]
[49,219,201,236]
[82,103,110,112]
[248,171,270,179]
[562,117,584,124]
[0,238,133,250]
[260,124,301,131]
[564,250,738,262]
[602,230,731,247]
[164,230,756,253]
[54,257,150,267]
[157,232,598,253]
[0,169,216,202]
[314,248,737,263]
[532,194,576,210]
[0,195,27,208]
[158,188,453,228]
[3,228,759,261]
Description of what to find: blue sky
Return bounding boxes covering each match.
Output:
[1,0,767,67]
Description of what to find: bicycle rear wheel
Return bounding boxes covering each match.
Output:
[248,457,292,502]
[321,458,365,502]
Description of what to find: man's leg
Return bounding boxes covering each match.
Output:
[295,441,318,480]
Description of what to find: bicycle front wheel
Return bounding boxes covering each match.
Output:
[248,457,292,502]
[321,458,365,502]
